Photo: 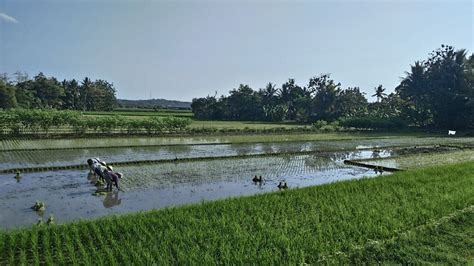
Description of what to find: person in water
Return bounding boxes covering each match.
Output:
[103,166,123,191]
[87,158,108,182]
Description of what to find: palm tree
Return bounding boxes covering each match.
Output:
[372,85,387,102]
[263,82,277,101]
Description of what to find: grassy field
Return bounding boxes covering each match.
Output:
[355,149,474,170]
[1,162,473,264]
[83,110,193,118]
[84,109,308,129]
[349,205,474,264]
[83,110,310,130]
[188,120,304,129]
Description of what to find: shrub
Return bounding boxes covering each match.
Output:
[339,117,407,130]
[312,120,328,129]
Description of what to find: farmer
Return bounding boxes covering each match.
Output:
[87,158,108,182]
[103,166,123,191]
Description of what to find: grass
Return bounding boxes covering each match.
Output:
[356,149,474,170]
[1,162,473,264]
[349,205,474,264]
[83,110,193,118]
[188,120,304,129]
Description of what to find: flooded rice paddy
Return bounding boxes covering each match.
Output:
[2,137,473,172]
[0,136,473,228]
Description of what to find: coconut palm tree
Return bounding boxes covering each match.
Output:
[372,85,387,102]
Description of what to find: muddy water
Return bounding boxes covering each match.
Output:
[0,150,388,229]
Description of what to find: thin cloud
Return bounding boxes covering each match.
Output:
[0,12,18,23]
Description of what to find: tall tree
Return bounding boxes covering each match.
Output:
[0,79,17,109]
[309,74,341,121]
[227,84,261,120]
[32,73,64,108]
[279,79,304,120]
[372,85,387,102]
[396,61,432,126]
[423,45,472,129]
[336,87,368,117]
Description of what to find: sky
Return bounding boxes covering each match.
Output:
[0,0,472,101]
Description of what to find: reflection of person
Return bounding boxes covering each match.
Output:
[15,172,22,183]
[103,191,122,208]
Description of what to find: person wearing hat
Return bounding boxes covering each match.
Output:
[87,158,108,182]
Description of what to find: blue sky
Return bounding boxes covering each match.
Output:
[0,0,472,101]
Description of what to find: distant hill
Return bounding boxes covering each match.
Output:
[117,98,191,109]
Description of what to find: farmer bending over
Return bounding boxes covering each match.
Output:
[87,158,108,182]
[103,166,123,191]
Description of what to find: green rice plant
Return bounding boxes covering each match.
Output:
[29,229,40,265]
[70,226,93,265]
[349,206,474,264]
[94,180,105,187]
[355,149,474,170]
[3,136,474,173]
[31,201,45,212]
[46,215,55,226]
[39,226,54,265]
[0,132,455,152]
[61,227,79,265]
[1,162,473,264]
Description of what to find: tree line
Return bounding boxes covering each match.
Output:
[192,45,474,130]
[0,72,117,111]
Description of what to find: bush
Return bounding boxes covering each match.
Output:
[312,120,328,129]
[0,109,192,136]
[339,117,406,130]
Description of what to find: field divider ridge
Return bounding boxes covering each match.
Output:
[343,160,403,172]
[344,146,474,172]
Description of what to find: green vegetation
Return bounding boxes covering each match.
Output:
[188,120,302,129]
[349,206,474,264]
[116,98,191,109]
[0,109,191,136]
[0,72,117,111]
[31,201,45,212]
[0,132,444,151]
[6,136,474,173]
[192,45,474,130]
[83,110,193,118]
[1,162,473,264]
[355,149,474,170]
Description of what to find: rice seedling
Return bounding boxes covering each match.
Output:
[1,162,472,264]
[46,215,55,225]
[354,149,474,170]
[2,133,469,152]
[31,201,45,212]
[94,179,105,187]
[348,206,474,264]
[2,136,473,173]
[93,190,109,196]
[36,218,44,226]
